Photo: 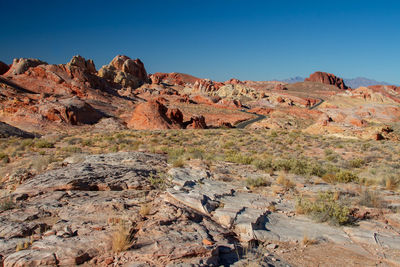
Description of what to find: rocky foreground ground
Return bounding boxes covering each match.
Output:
[1,151,400,266]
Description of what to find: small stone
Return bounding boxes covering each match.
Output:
[202,239,213,246]
[266,243,278,250]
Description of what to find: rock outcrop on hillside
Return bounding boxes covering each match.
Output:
[67,55,96,73]
[98,55,148,88]
[5,58,48,75]
[305,71,348,89]
[0,61,9,75]
[39,98,105,125]
[0,121,36,138]
[127,100,183,130]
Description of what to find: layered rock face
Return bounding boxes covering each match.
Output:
[0,61,9,75]
[5,58,48,75]
[305,71,348,89]
[98,55,149,88]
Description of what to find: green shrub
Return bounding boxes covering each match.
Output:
[349,158,365,168]
[225,151,254,165]
[246,177,271,188]
[322,170,358,184]
[336,171,358,183]
[296,192,351,225]
[34,140,54,148]
[252,158,273,171]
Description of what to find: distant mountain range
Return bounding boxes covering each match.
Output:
[279,76,396,88]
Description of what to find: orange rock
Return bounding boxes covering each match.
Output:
[305,71,348,89]
[202,239,213,246]
[127,100,182,130]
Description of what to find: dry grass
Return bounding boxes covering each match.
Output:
[302,235,318,246]
[139,203,151,217]
[112,221,135,253]
[276,174,295,190]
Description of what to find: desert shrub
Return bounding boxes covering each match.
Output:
[322,170,358,184]
[273,158,292,172]
[358,190,386,208]
[34,140,54,148]
[382,175,400,190]
[81,139,93,146]
[187,148,204,159]
[295,192,351,225]
[272,158,326,177]
[252,158,273,171]
[349,158,365,168]
[225,151,254,165]
[336,171,358,183]
[148,172,168,190]
[0,196,15,212]
[112,221,135,253]
[276,174,295,190]
[246,177,271,188]
[61,146,82,153]
[167,148,185,162]
[0,152,10,164]
[172,158,185,168]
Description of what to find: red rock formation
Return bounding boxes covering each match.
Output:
[166,108,184,125]
[67,55,96,73]
[185,115,207,129]
[98,55,149,88]
[193,79,224,92]
[305,71,348,89]
[0,61,9,75]
[39,98,104,125]
[5,58,47,75]
[225,78,243,85]
[150,72,200,86]
[127,100,182,130]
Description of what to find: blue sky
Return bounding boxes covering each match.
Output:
[1,0,399,83]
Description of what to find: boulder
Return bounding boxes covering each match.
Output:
[6,58,48,75]
[305,71,348,89]
[67,55,96,73]
[0,61,10,75]
[185,115,207,129]
[127,100,182,130]
[98,55,148,88]
[39,98,104,125]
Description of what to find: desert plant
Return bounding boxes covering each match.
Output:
[295,191,351,225]
[0,196,15,212]
[34,139,54,148]
[349,158,365,168]
[139,203,151,217]
[382,175,400,190]
[302,235,318,246]
[252,158,273,171]
[358,190,386,208]
[246,177,271,188]
[276,174,295,190]
[225,151,254,165]
[112,221,135,253]
[322,170,358,184]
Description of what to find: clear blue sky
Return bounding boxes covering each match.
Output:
[1,0,399,83]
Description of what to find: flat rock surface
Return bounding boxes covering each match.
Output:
[2,152,400,266]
